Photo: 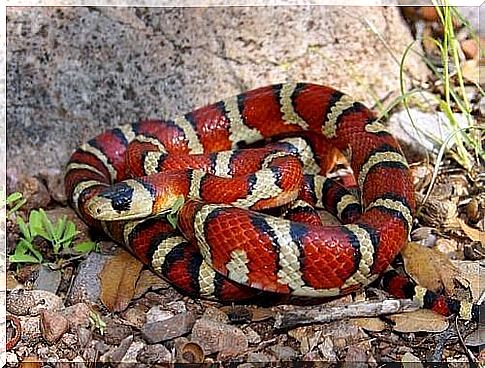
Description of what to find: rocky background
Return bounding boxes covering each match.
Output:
[7,6,431,175]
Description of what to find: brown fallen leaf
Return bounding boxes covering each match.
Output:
[401,242,457,295]
[352,317,386,332]
[99,249,144,312]
[134,269,170,299]
[457,218,485,244]
[452,260,484,302]
[389,309,448,333]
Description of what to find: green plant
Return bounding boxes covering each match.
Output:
[9,209,97,264]
[1,191,27,219]
[89,310,106,335]
[400,2,485,170]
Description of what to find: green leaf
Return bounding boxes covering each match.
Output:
[55,216,67,239]
[40,209,56,240]
[29,210,46,239]
[59,221,78,246]
[6,192,23,205]
[9,253,42,264]
[16,217,31,241]
[18,239,43,263]
[74,241,97,254]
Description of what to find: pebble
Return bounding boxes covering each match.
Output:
[137,344,173,364]
[13,317,37,348]
[100,335,133,363]
[145,305,175,324]
[40,310,69,344]
[103,319,133,346]
[141,311,196,344]
[67,252,107,305]
[33,265,62,294]
[191,318,248,356]
[247,352,271,363]
[202,306,230,324]
[7,172,51,212]
[318,337,337,362]
[269,345,298,361]
[61,303,91,330]
[121,305,147,328]
[121,340,146,363]
[8,289,63,316]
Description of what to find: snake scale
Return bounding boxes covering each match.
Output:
[65,82,480,321]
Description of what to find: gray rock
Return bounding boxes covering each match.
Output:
[7,6,430,176]
[137,344,173,364]
[270,345,298,361]
[34,265,62,294]
[141,311,196,343]
[67,252,108,305]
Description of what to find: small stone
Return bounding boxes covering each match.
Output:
[76,327,92,348]
[461,39,478,59]
[17,316,42,342]
[40,310,69,344]
[67,252,108,305]
[270,345,298,361]
[9,174,51,212]
[34,266,62,294]
[141,312,196,344]
[202,306,230,324]
[100,335,133,363]
[137,344,173,364]
[61,303,91,330]
[121,306,147,328]
[247,352,271,363]
[145,305,174,324]
[121,340,145,363]
[103,319,133,345]
[191,318,248,356]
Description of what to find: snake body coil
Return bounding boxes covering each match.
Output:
[65,83,479,321]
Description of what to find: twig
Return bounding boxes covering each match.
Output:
[454,316,478,363]
[274,299,419,329]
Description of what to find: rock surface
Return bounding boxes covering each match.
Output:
[7,6,430,175]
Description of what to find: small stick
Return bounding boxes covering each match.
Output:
[274,299,419,329]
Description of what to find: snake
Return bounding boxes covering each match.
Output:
[65,82,480,321]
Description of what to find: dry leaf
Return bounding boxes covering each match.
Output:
[401,242,457,295]
[134,269,169,299]
[352,317,386,332]
[389,309,448,333]
[452,260,484,302]
[99,249,143,312]
[457,218,485,244]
